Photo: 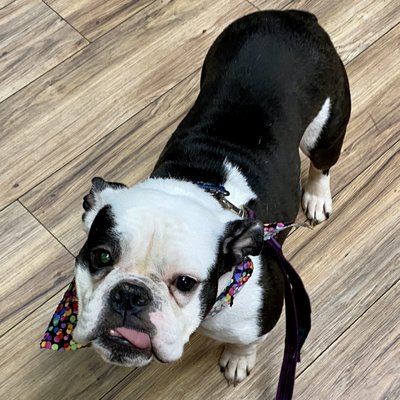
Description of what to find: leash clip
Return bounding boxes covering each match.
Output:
[215,195,247,218]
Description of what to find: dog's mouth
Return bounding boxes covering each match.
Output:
[93,326,154,366]
[108,327,152,350]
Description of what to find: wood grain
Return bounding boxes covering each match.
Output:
[292,24,400,233]
[252,0,400,62]
[0,0,253,210]
[44,0,153,41]
[247,0,292,9]
[21,24,400,256]
[289,140,399,365]
[0,0,87,103]
[0,0,15,8]
[0,202,74,336]
[21,71,201,255]
[295,282,400,399]
[329,25,400,194]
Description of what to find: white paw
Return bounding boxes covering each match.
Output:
[219,344,257,385]
[302,175,332,225]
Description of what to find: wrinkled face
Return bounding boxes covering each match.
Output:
[73,177,263,367]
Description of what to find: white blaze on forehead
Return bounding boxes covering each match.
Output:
[82,186,125,233]
[99,178,234,278]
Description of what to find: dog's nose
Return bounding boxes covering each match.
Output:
[109,282,152,313]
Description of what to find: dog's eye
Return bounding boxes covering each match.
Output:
[175,276,197,292]
[94,250,113,267]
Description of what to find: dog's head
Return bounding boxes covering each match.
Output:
[73,177,263,366]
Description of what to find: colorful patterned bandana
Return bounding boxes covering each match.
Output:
[40,280,84,351]
[204,257,254,320]
[40,222,299,350]
[203,222,299,321]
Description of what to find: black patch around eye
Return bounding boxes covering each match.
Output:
[199,250,224,318]
[90,249,114,271]
[78,205,121,274]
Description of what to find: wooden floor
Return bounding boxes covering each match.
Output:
[0,0,399,399]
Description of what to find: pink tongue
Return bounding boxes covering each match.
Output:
[115,327,151,350]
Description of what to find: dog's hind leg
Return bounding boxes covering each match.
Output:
[300,95,350,225]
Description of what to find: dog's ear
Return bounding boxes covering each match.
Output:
[82,177,127,231]
[222,219,264,268]
[82,177,127,212]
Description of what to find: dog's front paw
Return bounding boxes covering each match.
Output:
[219,343,257,385]
[302,173,332,225]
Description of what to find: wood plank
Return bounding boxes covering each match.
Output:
[44,0,154,41]
[3,3,398,399]
[294,24,400,222]
[0,202,74,336]
[252,0,400,63]
[0,0,15,8]
[0,0,87,103]
[295,282,400,399]
[289,140,399,365]
[21,24,400,256]
[247,0,292,9]
[0,0,253,210]
[21,71,201,255]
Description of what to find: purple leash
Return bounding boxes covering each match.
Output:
[196,182,312,399]
[267,237,311,400]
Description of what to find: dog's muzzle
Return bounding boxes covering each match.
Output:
[98,281,154,352]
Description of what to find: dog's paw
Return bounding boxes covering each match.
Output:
[302,173,332,225]
[219,344,257,385]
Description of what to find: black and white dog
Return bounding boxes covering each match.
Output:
[73,10,350,384]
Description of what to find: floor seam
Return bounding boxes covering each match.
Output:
[2,19,398,212]
[244,0,261,11]
[17,200,76,258]
[88,0,158,43]
[295,278,400,380]
[41,0,90,42]
[14,68,200,212]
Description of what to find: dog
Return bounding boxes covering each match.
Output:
[72,10,350,384]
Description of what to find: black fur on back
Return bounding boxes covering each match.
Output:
[152,10,349,224]
[151,10,350,335]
